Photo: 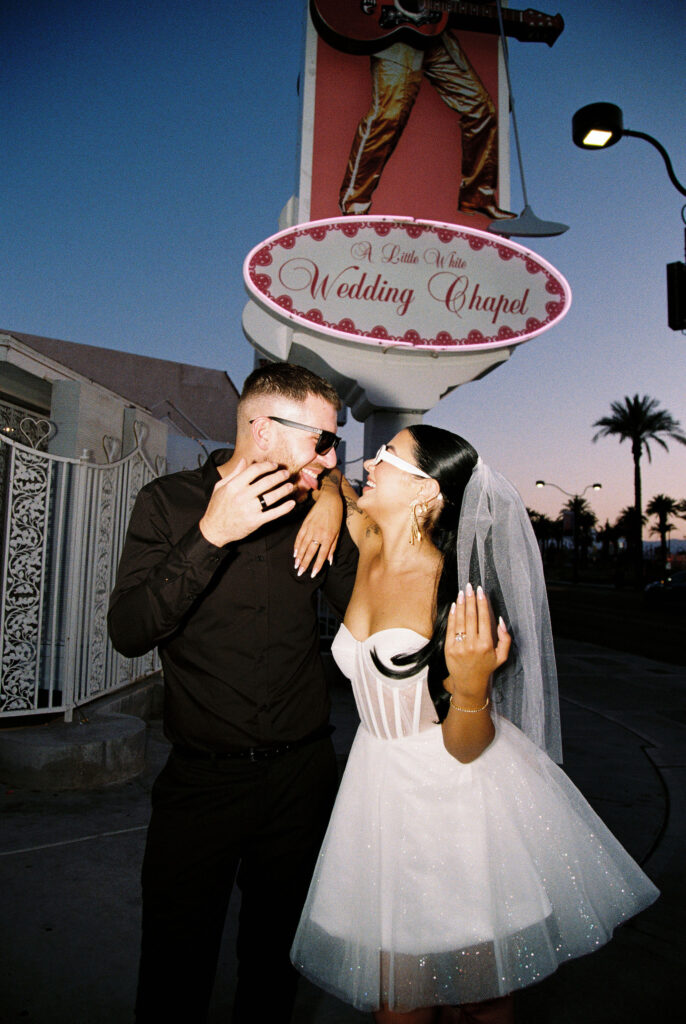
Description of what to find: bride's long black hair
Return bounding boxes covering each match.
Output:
[370,424,479,722]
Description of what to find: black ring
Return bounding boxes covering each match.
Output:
[258,493,268,513]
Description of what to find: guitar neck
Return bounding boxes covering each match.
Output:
[423,2,565,45]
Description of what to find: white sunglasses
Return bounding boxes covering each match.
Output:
[368,444,431,479]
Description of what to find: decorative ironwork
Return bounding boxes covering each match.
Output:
[88,465,116,695]
[0,446,50,711]
[0,399,56,451]
[0,423,161,718]
[102,436,122,463]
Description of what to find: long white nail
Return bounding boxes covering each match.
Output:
[465,582,474,596]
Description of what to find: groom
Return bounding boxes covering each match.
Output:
[108,362,357,1023]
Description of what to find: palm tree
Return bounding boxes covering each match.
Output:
[596,518,621,558]
[613,506,647,586]
[593,395,686,583]
[614,506,648,541]
[646,493,686,571]
[558,495,597,581]
[562,494,597,525]
[527,508,561,561]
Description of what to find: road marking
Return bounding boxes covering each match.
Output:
[0,824,147,857]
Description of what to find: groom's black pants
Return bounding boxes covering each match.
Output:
[134,734,338,1024]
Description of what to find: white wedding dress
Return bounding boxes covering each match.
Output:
[291,625,659,1012]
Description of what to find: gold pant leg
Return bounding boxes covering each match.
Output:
[421,32,498,209]
[338,34,511,217]
[339,46,423,214]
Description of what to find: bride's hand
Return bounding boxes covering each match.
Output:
[293,476,342,577]
[443,583,511,706]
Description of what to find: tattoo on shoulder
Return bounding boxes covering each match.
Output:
[343,493,380,537]
[344,496,363,519]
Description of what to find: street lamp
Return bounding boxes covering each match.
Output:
[572,102,686,330]
[535,480,602,584]
[535,481,602,497]
[571,103,686,196]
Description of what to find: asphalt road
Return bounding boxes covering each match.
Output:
[546,583,685,666]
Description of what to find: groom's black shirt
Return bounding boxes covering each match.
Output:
[108,449,357,752]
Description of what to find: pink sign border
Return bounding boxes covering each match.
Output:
[243,216,571,351]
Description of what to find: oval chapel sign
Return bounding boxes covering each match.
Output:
[243,217,571,351]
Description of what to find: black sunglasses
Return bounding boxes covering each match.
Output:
[251,416,341,455]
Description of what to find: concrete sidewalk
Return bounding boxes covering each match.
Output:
[1,637,683,1023]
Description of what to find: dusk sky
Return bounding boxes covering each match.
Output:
[3,0,685,537]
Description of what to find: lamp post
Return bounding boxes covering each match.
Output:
[571,102,686,330]
[535,480,602,584]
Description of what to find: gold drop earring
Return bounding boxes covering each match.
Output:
[409,502,427,545]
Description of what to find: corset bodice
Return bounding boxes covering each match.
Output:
[331,624,439,740]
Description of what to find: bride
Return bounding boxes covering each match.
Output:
[291,424,658,1023]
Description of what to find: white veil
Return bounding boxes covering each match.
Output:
[456,458,563,763]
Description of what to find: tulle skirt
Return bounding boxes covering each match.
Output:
[291,716,658,1012]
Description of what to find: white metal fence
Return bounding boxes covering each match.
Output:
[0,421,162,720]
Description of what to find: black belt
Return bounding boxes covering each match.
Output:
[173,724,333,763]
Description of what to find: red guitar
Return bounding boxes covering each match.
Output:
[310,1,564,52]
